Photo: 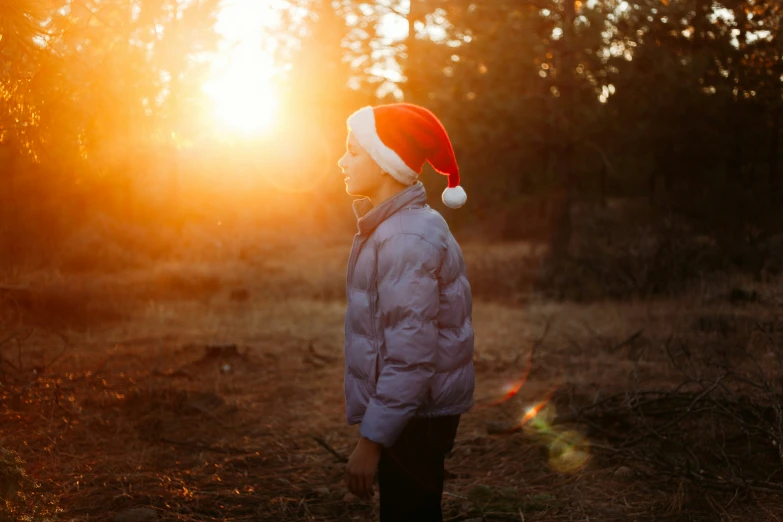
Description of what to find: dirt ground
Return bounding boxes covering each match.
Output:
[3,241,783,521]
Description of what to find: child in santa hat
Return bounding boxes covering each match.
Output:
[338,103,475,521]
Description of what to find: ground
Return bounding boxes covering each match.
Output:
[2,239,783,521]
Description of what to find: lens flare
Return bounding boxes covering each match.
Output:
[522,401,546,424]
[478,336,590,475]
[488,349,534,406]
[548,430,590,473]
[513,392,591,474]
[521,387,558,426]
[493,379,527,406]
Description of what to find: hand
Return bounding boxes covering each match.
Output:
[345,436,382,500]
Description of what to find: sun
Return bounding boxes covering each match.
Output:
[203,51,279,134]
[203,0,281,134]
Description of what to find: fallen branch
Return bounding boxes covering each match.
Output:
[311,435,348,463]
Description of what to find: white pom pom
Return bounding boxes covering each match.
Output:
[442,185,467,209]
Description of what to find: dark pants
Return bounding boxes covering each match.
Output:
[377,415,461,522]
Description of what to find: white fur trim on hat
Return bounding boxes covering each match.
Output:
[442,185,467,209]
[347,106,419,185]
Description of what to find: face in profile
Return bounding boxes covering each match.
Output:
[337,131,385,198]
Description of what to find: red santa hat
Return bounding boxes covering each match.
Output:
[346,103,467,209]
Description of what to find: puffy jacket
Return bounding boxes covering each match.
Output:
[344,181,475,448]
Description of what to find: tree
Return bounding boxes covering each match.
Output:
[0,0,224,263]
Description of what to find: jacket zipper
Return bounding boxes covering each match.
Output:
[346,234,363,303]
[347,233,382,384]
[369,258,379,383]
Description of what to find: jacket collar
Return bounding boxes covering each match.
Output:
[352,181,428,236]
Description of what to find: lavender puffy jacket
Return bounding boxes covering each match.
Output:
[344,181,475,448]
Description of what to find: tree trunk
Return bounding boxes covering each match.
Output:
[649,169,656,206]
[770,105,780,187]
[550,0,576,256]
[733,104,744,183]
[404,0,427,103]
[730,5,747,185]
[0,143,21,265]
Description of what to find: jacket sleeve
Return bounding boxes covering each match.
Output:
[359,232,441,447]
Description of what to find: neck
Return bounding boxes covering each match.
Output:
[368,177,410,207]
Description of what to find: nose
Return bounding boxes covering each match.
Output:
[338,153,348,171]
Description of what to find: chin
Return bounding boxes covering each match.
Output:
[344,181,362,197]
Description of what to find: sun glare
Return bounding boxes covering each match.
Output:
[203,0,281,134]
[204,52,279,134]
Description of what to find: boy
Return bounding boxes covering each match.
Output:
[337,103,475,521]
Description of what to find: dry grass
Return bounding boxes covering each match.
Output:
[2,239,783,521]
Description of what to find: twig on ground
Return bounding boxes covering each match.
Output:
[311,435,348,463]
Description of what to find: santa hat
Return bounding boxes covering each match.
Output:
[346,103,467,209]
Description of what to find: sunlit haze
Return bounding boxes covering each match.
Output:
[203,0,281,134]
